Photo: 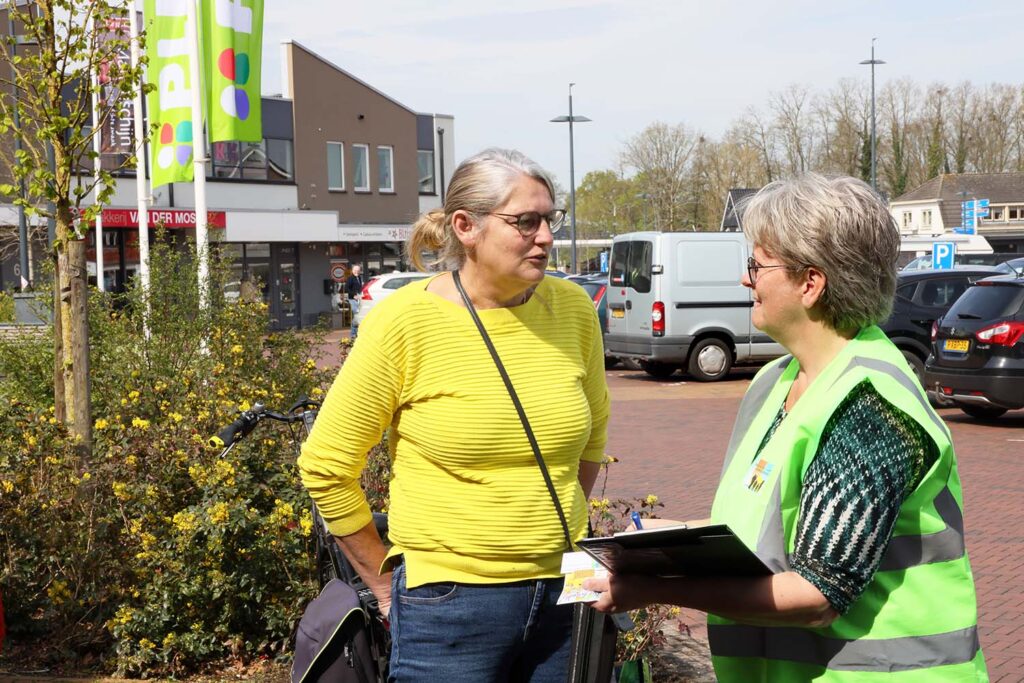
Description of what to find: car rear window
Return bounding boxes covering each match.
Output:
[947,285,1024,320]
[580,283,603,300]
[382,275,428,290]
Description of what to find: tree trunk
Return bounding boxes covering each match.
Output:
[67,238,92,455]
[52,250,66,422]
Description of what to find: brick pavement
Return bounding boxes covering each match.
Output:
[601,366,1024,682]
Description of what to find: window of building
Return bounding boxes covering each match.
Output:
[418,150,435,195]
[211,138,292,181]
[990,207,1004,221]
[267,139,294,181]
[902,211,912,228]
[353,144,370,192]
[377,145,394,193]
[922,210,932,228]
[1009,206,1024,221]
[327,142,345,191]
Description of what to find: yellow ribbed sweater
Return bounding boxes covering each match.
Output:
[298,274,610,588]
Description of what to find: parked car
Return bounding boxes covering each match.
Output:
[924,274,1024,419]
[901,252,1019,272]
[881,267,1002,386]
[570,273,618,368]
[605,232,785,381]
[354,271,431,325]
[994,257,1024,275]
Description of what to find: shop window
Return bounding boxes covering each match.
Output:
[418,150,435,194]
[353,144,370,192]
[377,145,394,193]
[327,142,345,191]
[267,138,293,181]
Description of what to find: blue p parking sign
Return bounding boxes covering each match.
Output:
[932,242,956,270]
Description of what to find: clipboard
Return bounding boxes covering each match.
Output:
[576,524,772,578]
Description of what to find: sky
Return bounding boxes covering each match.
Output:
[257,0,1024,193]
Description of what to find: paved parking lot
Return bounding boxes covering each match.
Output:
[600,365,1024,682]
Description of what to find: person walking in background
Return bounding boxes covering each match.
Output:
[299,148,609,682]
[585,173,987,681]
[344,264,364,340]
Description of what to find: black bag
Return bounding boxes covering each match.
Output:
[292,579,377,683]
[453,271,622,683]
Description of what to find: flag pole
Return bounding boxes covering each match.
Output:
[89,14,105,291]
[185,0,209,309]
[128,1,151,330]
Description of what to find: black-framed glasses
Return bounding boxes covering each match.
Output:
[488,209,566,236]
[746,256,802,285]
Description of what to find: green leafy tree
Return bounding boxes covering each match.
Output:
[0,0,148,454]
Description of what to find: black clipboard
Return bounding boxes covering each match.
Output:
[576,524,772,578]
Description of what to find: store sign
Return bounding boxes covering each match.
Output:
[329,262,347,282]
[89,208,227,228]
[337,225,412,242]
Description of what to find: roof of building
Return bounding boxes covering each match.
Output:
[893,173,1024,204]
[721,188,759,230]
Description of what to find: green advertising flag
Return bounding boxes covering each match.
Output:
[143,0,195,188]
[202,0,264,143]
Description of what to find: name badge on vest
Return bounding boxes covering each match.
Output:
[744,458,775,493]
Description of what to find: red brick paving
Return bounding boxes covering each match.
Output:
[600,366,1024,681]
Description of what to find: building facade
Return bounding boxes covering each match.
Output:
[1,37,456,329]
[890,173,1024,256]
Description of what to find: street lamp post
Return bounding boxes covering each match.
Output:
[8,11,33,290]
[860,38,886,192]
[551,83,590,273]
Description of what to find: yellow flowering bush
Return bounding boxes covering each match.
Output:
[0,240,336,676]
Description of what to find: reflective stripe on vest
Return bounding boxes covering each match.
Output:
[708,623,981,672]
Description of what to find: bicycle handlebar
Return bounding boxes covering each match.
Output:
[208,396,321,449]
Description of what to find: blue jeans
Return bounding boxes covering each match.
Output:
[349,298,361,339]
[389,562,573,682]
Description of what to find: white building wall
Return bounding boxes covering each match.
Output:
[103,177,299,211]
[418,114,455,216]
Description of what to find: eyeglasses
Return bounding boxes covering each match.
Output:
[746,256,802,285]
[488,209,566,236]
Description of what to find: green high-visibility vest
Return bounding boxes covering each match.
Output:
[708,326,987,681]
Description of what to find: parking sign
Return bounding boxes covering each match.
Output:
[932,242,956,270]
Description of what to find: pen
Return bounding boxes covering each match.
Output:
[630,512,643,530]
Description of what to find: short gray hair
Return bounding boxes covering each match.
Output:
[741,173,900,331]
[408,148,556,271]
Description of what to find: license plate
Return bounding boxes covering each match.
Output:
[944,339,969,352]
[611,308,625,319]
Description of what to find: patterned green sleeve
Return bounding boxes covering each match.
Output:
[789,381,938,614]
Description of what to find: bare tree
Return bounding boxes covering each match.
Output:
[621,122,700,231]
[769,84,817,175]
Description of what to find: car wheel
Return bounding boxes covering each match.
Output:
[687,338,733,382]
[959,404,1008,419]
[640,360,677,379]
[604,355,621,370]
[901,350,925,387]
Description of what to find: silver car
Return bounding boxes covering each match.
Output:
[353,271,432,325]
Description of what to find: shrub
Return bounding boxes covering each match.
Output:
[0,239,339,676]
[0,290,13,322]
[588,475,685,665]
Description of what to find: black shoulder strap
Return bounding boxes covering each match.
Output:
[452,271,573,551]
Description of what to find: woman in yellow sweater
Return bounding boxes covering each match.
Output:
[298,148,610,682]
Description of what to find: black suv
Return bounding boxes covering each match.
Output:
[881,268,1002,385]
[924,274,1024,419]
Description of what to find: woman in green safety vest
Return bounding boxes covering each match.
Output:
[586,173,987,681]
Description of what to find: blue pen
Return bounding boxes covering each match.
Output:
[630,511,643,530]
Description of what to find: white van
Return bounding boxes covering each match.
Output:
[605,231,785,380]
